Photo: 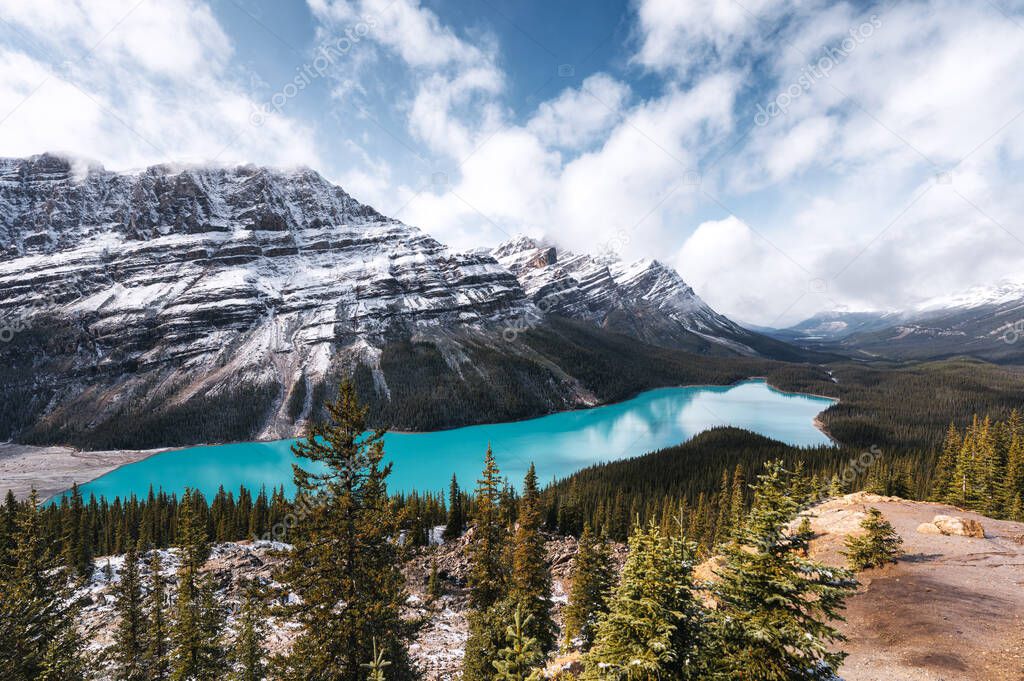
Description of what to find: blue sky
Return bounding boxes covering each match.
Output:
[0,0,1023,325]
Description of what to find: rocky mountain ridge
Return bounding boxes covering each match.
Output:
[492,235,810,359]
[0,154,804,449]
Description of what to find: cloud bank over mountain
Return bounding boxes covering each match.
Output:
[0,0,1021,325]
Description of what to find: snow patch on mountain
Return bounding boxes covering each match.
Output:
[915,278,1024,312]
[491,234,758,353]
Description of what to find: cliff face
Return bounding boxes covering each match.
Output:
[0,154,544,445]
[0,154,531,359]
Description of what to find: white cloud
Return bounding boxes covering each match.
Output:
[3,0,1022,329]
[674,216,825,326]
[310,0,488,68]
[392,72,738,256]
[310,0,505,160]
[0,0,232,78]
[633,0,786,75]
[0,0,320,171]
[680,0,1024,322]
[407,68,504,157]
[527,74,631,150]
[748,115,837,186]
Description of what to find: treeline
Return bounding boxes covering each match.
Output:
[19,381,282,451]
[931,412,1024,519]
[0,423,944,581]
[542,427,933,553]
[819,358,1024,450]
[0,484,449,583]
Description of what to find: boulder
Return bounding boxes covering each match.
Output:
[932,515,985,538]
[917,515,985,538]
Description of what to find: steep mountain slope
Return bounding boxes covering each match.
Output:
[0,155,814,449]
[492,236,812,361]
[0,154,551,445]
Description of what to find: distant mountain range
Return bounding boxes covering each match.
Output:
[0,154,808,449]
[765,281,1024,363]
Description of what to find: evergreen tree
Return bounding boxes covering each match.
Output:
[1,489,16,564]
[790,461,816,504]
[248,487,269,539]
[464,605,509,681]
[508,463,555,653]
[562,524,614,651]
[443,474,464,540]
[931,422,960,501]
[827,473,846,497]
[492,606,544,681]
[467,446,508,610]
[583,520,708,680]
[274,381,415,681]
[145,550,170,681]
[711,461,857,680]
[1005,432,1024,520]
[0,489,86,679]
[948,417,983,508]
[112,540,148,681]
[462,447,512,681]
[843,507,904,571]
[714,470,731,544]
[729,464,746,532]
[231,579,267,681]
[170,488,226,681]
[61,483,93,581]
[427,560,443,601]
[361,639,391,681]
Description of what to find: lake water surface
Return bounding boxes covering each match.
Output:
[72,380,835,501]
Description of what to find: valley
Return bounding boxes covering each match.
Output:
[2,0,1021,677]
[766,279,1024,364]
[0,155,814,453]
[2,153,1023,681]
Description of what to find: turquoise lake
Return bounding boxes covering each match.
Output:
[71,380,835,501]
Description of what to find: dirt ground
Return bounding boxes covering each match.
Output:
[0,442,164,501]
[808,494,1024,681]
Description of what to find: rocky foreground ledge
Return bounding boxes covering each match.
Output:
[806,493,1024,681]
[76,494,1024,680]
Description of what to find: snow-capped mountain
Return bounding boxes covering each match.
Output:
[774,280,1024,363]
[0,155,807,449]
[492,235,809,359]
[761,309,905,342]
[914,278,1024,313]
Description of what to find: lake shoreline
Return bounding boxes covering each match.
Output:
[0,443,175,503]
[3,377,839,502]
